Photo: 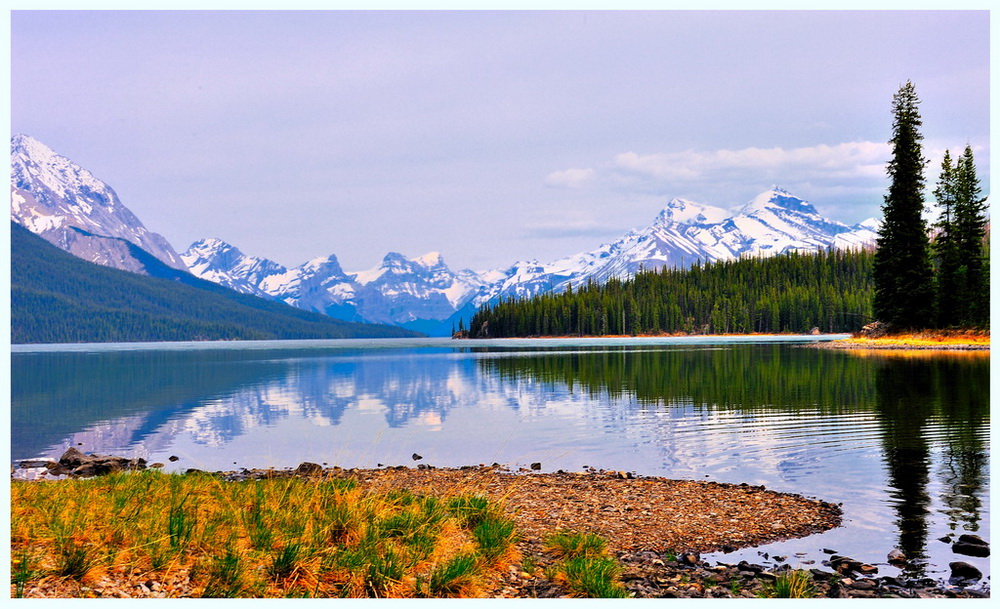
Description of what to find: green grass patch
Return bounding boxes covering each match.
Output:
[544,531,629,598]
[756,569,817,599]
[10,470,516,598]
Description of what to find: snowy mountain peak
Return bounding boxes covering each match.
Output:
[12,134,119,210]
[11,134,188,273]
[740,186,817,215]
[654,197,730,227]
[381,251,409,266]
[12,134,59,165]
[302,254,346,276]
[187,237,235,256]
[856,217,882,230]
[414,251,446,268]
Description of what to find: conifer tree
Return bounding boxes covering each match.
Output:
[874,81,935,329]
[933,150,962,327]
[953,145,989,326]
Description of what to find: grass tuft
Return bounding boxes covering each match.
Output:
[756,569,817,598]
[543,531,629,598]
[427,552,482,597]
[545,531,607,558]
[560,555,629,598]
[471,514,519,561]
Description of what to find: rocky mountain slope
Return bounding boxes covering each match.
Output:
[10,134,188,275]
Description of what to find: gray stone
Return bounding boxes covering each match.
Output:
[295,462,322,476]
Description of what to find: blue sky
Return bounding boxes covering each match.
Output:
[9,8,991,272]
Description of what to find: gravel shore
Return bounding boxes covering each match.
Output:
[11,463,989,598]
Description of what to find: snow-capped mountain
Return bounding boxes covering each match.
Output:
[350,251,489,326]
[182,187,878,335]
[182,238,361,320]
[181,241,487,332]
[10,134,188,274]
[471,188,879,305]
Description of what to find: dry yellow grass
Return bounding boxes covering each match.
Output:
[837,329,989,350]
[10,470,518,599]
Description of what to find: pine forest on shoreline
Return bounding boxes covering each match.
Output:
[467,248,874,339]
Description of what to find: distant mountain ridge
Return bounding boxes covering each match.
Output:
[10,222,420,344]
[10,135,880,337]
[181,241,487,335]
[180,187,878,335]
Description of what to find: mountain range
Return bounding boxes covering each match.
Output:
[10,134,880,337]
[11,221,420,343]
[179,188,878,335]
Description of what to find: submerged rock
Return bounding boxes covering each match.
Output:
[952,534,990,558]
[949,561,983,581]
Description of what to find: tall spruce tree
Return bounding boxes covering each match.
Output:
[953,145,989,326]
[874,81,935,329]
[933,150,962,327]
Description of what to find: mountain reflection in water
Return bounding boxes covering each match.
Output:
[11,339,989,580]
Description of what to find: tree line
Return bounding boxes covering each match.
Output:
[467,248,874,338]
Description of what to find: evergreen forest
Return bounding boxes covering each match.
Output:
[467,248,874,338]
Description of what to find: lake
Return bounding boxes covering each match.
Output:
[10,336,990,585]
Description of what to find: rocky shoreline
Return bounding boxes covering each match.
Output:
[12,452,991,599]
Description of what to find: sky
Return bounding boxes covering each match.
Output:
[8,8,991,273]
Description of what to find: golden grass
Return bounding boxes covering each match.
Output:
[841,329,989,349]
[10,471,519,598]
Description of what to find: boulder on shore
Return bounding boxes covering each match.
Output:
[56,447,147,477]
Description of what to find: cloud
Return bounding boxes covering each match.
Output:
[544,167,596,189]
[613,142,891,182]
[547,141,893,196]
[521,209,613,240]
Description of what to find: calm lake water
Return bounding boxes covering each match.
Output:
[11,336,990,585]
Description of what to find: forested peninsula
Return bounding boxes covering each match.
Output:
[467,248,873,339]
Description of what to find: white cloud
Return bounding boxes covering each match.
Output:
[612,142,891,183]
[547,142,893,194]
[544,167,596,189]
